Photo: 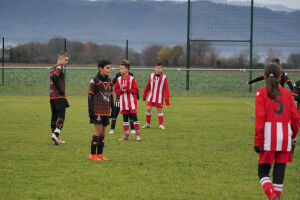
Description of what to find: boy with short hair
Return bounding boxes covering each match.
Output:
[114,60,141,141]
[88,60,113,161]
[142,62,170,129]
[50,51,70,145]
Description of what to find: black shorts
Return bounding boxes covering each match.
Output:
[90,115,110,126]
[50,98,70,110]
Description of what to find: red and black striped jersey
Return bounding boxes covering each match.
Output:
[88,73,113,116]
[50,65,65,99]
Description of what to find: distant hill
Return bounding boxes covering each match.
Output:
[0,0,299,49]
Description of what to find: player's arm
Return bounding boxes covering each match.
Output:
[289,93,300,140]
[88,79,95,117]
[114,79,123,95]
[248,75,265,85]
[50,68,64,95]
[126,78,139,94]
[254,91,266,153]
[282,72,293,91]
[143,76,151,101]
[164,77,170,106]
[292,83,299,101]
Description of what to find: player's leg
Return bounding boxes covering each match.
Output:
[97,122,109,161]
[110,101,120,134]
[89,124,102,161]
[51,108,66,145]
[131,113,141,141]
[119,113,130,141]
[258,163,278,200]
[129,113,136,134]
[50,100,58,133]
[142,105,152,128]
[272,162,286,199]
[157,107,165,129]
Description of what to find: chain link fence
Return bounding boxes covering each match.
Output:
[0,66,299,97]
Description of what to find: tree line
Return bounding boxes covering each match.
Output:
[1,37,300,68]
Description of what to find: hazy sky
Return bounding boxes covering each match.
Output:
[155,0,300,10]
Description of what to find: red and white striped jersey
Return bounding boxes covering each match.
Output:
[114,75,139,112]
[143,73,170,106]
[255,86,300,152]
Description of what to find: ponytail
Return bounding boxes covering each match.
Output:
[264,64,281,99]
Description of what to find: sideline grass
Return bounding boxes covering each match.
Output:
[0,96,299,199]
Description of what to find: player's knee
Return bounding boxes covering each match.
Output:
[92,135,100,145]
[99,136,105,144]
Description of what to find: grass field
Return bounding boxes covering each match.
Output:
[1,96,300,200]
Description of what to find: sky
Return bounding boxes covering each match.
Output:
[155,0,300,10]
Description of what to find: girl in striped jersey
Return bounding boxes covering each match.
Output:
[254,63,299,200]
[114,60,142,141]
[142,63,170,129]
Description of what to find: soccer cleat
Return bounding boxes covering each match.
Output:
[97,154,109,161]
[142,124,150,129]
[119,136,129,141]
[109,129,114,134]
[51,133,60,145]
[159,125,166,129]
[136,135,142,141]
[131,130,136,134]
[58,138,66,144]
[88,154,101,161]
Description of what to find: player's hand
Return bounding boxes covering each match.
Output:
[292,140,296,155]
[122,89,127,93]
[254,146,260,153]
[246,81,249,85]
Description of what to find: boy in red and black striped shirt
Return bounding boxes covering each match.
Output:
[50,51,70,145]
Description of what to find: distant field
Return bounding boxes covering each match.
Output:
[0,96,299,200]
[1,67,299,97]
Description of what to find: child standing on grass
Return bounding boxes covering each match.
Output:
[254,63,299,200]
[142,62,170,129]
[88,60,113,161]
[50,51,70,145]
[114,60,142,141]
[109,72,137,135]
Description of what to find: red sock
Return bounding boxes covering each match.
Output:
[146,112,151,124]
[123,122,129,136]
[158,112,163,125]
[134,121,140,136]
[273,184,283,199]
[260,177,276,200]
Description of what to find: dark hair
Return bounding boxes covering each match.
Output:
[156,62,162,67]
[98,60,111,68]
[121,60,130,69]
[265,63,281,99]
[270,58,280,65]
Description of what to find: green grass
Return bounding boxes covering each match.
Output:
[0,96,299,200]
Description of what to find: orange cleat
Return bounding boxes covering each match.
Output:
[88,154,101,161]
[97,154,110,161]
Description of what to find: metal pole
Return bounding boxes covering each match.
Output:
[126,39,129,60]
[249,0,254,92]
[177,68,181,96]
[186,0,191,91]
[2,37,4,85]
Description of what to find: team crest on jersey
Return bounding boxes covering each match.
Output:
[97,116,101,121]
[256,92,260,96]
